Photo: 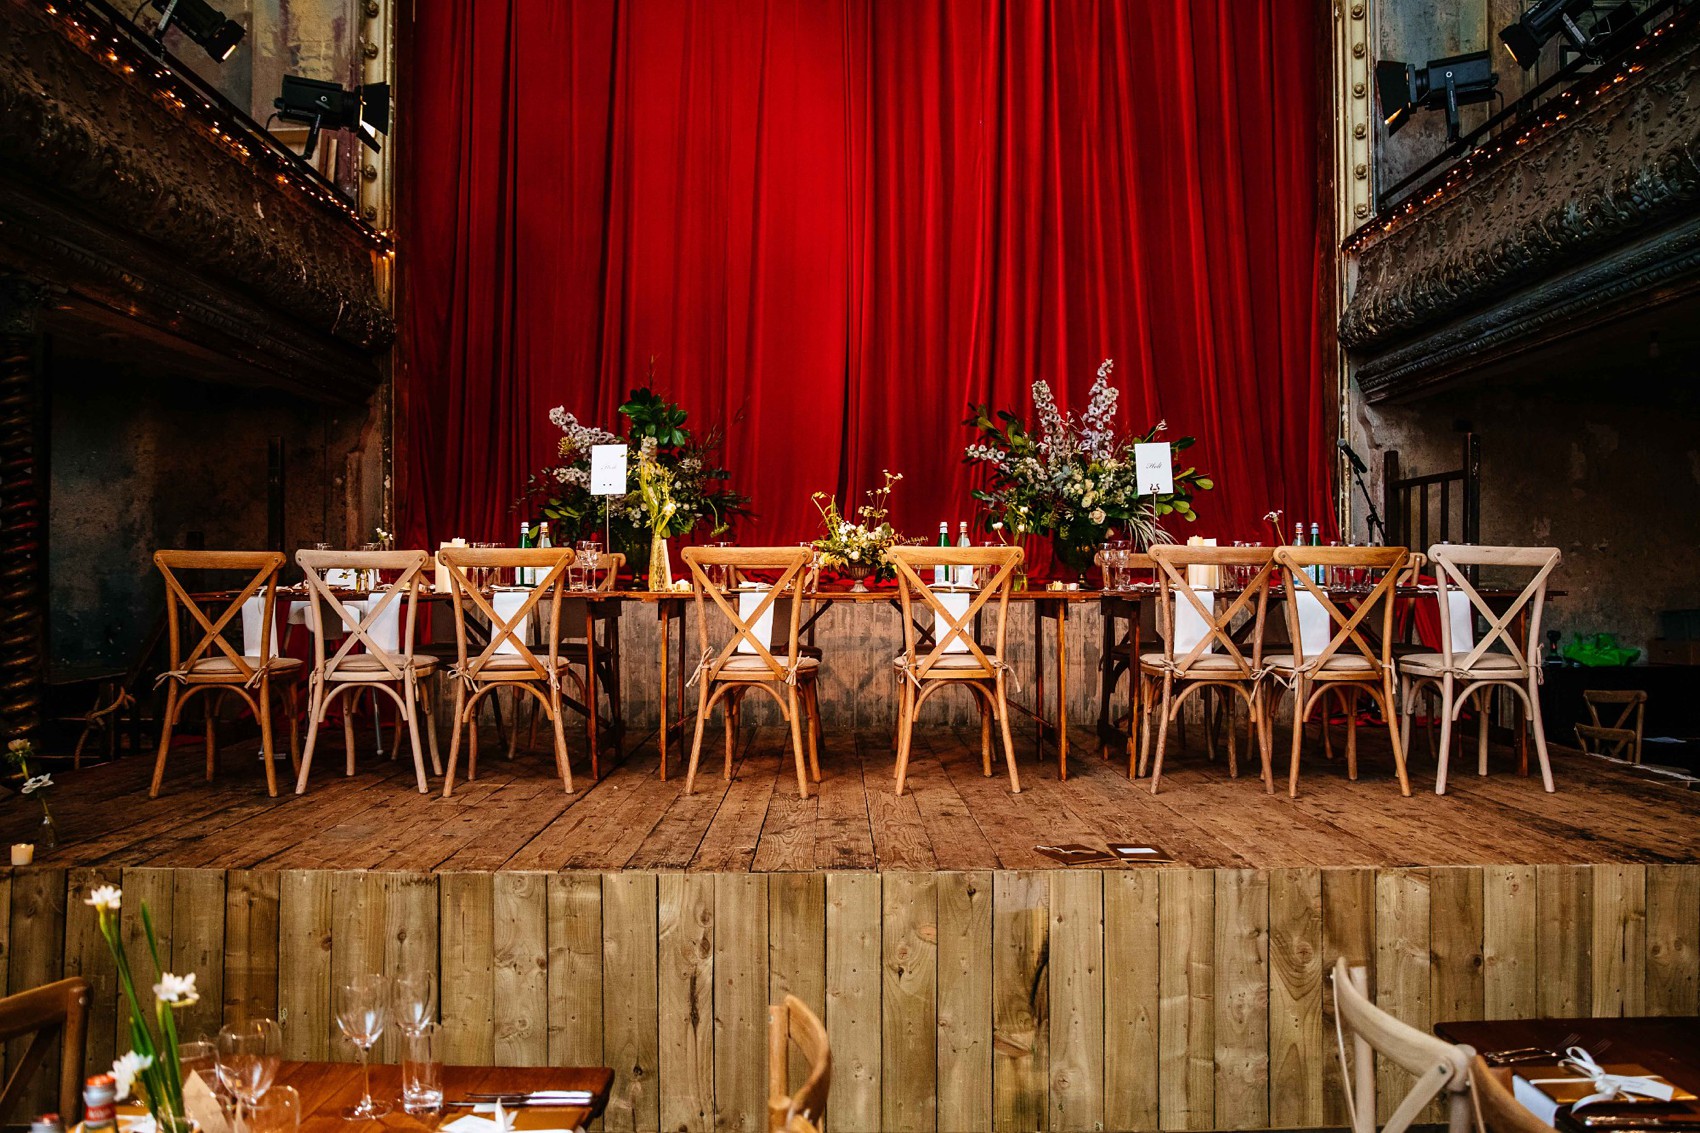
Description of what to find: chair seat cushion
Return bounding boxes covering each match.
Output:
[326,654,440,679]
[183,656,303,678]
[898,652,999,674]
[468,654,574,673]
[1399,652,1525,676]
[1265,653,1377,674]
[718,654,821,675]
[1138,651,1246,673]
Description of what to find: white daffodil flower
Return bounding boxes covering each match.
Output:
[19,773,51,794]
[85,885,123,912]
[112,1050,153,1101]
[153,972,200,1006]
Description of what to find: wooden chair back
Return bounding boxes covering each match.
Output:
[681,547,810,681]
[296,550,428,679]
[1148,544,1274,678]
[768,994,831,1132]
[1384,432,1479,553]
[1468,1055,1548,1133]
[1332,957,1473,1133]
[1576,689,1646,763]
[154,550,287,681]
[1426,544,1560,673]
[886,547,1022,678]
[0,977,89,1124]
[436,547,575,681]
[1272,546,1409,677]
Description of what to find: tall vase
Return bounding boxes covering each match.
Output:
[647,528,673,591]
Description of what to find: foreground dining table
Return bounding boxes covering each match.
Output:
[1435,1017,1700,1130]
[261,1061,611,1133]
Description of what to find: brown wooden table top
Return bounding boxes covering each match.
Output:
[1436,1017,1700,1110]
[271,1060,614,1132]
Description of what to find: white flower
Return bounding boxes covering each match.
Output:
[849,550,861,561]
[19,773,51,794]
[112,1051,153,1101]
[7,738,28,754]
[1090,508,1107,525]
[153,972,199,1005]
[85,885,122,912]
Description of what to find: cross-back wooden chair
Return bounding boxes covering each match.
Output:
[293,550,440,794]
[1270,546,1411,798]
[1398,544,1561,795]
[1575,688,1646,764]
[150,550,302,798]
[1135,544,1275,794]
[1467,1054,1548,1133]
[0,977,88,1126]
[1331,958,1475,1133]
[437,546,576,797]
[680,547,823,799]
[887,546,1022,796]
[768,994,831,1133]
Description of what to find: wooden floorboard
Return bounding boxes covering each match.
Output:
[12,721,1700,874]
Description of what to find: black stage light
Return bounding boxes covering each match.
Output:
[1500,0,1594,69]
[272,76,391,160]
[1375,51,1498,143]
[150,0,245,63]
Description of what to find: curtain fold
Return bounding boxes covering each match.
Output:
[398,0,1333,557]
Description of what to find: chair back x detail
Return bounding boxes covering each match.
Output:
[767,994,831,1133]
[680,547,824,799]
[150,550,302,797]
[1331,957,1474,1133]
[0,977,89,1125]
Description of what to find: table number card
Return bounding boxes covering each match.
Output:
[589,444,628,496]
[1134,441,1174,495]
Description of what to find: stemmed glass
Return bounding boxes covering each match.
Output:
[215,1019,282,1133]
[335,974,391,1119]
[391,970,437,1039]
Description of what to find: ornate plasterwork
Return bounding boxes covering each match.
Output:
[0,0,394,375]
[1340,16,1700,392]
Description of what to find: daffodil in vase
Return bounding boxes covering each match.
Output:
[87,884,197,1133]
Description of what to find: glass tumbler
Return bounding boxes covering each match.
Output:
[401,1022,443,1115]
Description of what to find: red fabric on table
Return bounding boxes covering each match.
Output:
[396,0,1335,569]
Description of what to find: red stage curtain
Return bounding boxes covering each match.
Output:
[397,0,1334,557]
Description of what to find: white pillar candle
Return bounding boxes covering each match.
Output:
[435,543,453,593]
[11,843,34,865]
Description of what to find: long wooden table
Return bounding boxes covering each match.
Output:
[270,1061,612,1133]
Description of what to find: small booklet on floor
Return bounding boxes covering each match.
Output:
[1034,843,1118,865]
[1105,842,1178,864]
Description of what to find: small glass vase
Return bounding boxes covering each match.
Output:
[647,529,673,592]
[39,811,57,851]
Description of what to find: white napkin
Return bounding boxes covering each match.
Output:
[1291,590,1333,661]
[735,587,775,654]
[351,595,404,655]
[1444,589,1476,655]
[241,596,282,658]
[442,1105,583,1133]
[932,590,972,653]
[492,589,532,655]
[1172,588,1216,655]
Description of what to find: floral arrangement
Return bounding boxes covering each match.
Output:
[964,358,1214,559]
[6,737,56,847]
[87,884,196,1132]
[811,470,915,585]
[528,386,750,561]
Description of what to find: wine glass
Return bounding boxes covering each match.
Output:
[390,970,437,1038]
[335,974,391,1119]
[215,1019,281,1133]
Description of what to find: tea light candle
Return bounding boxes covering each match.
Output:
[11,843,33,866]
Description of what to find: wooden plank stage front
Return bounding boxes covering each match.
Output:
[4,725,1698,1132]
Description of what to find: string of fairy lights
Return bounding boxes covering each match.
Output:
[1343,4,1695,255]
[38,0,394,255]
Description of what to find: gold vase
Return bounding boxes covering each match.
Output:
[647,528,673,591]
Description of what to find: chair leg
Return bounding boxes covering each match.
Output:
[995,672,1021,794]
[684,677,713,796]
[286,684,302,775]
[1383,673,1411,797]
[296,681,326,795]
[722,687,737,779]
[372,687,387,758]
[1435,674,1457,795]
[424,682,443,776]
[405,681,429,794]
[1399,676,1414,759]
[1255,685,1274,793]
[1135,675,1153,779]
[1528,676,1556,792]
[1150,675,1176,795]
[786,683,810,800]
[468,697,482,782]
[204,692,218,781]
[150,682,182,797]
[1477,688,1492,776]
[1344,687,1359,780]
[894,680,915,796]
[1288,679,1307,798]
[979,696,993,777]
[549,686,574,794]
[342,696,357,775]
[258,678,279,798]
[441,682,467,798]
[805,682,821,783]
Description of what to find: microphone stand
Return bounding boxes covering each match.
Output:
[1350,461,1387,545]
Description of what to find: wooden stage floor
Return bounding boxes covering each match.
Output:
[16,723,1700,874]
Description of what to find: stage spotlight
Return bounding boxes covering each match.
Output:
[1375,51,1498,143]
[272,76,391,160]
[150,0,245,63]
[1499,0,1593,69]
